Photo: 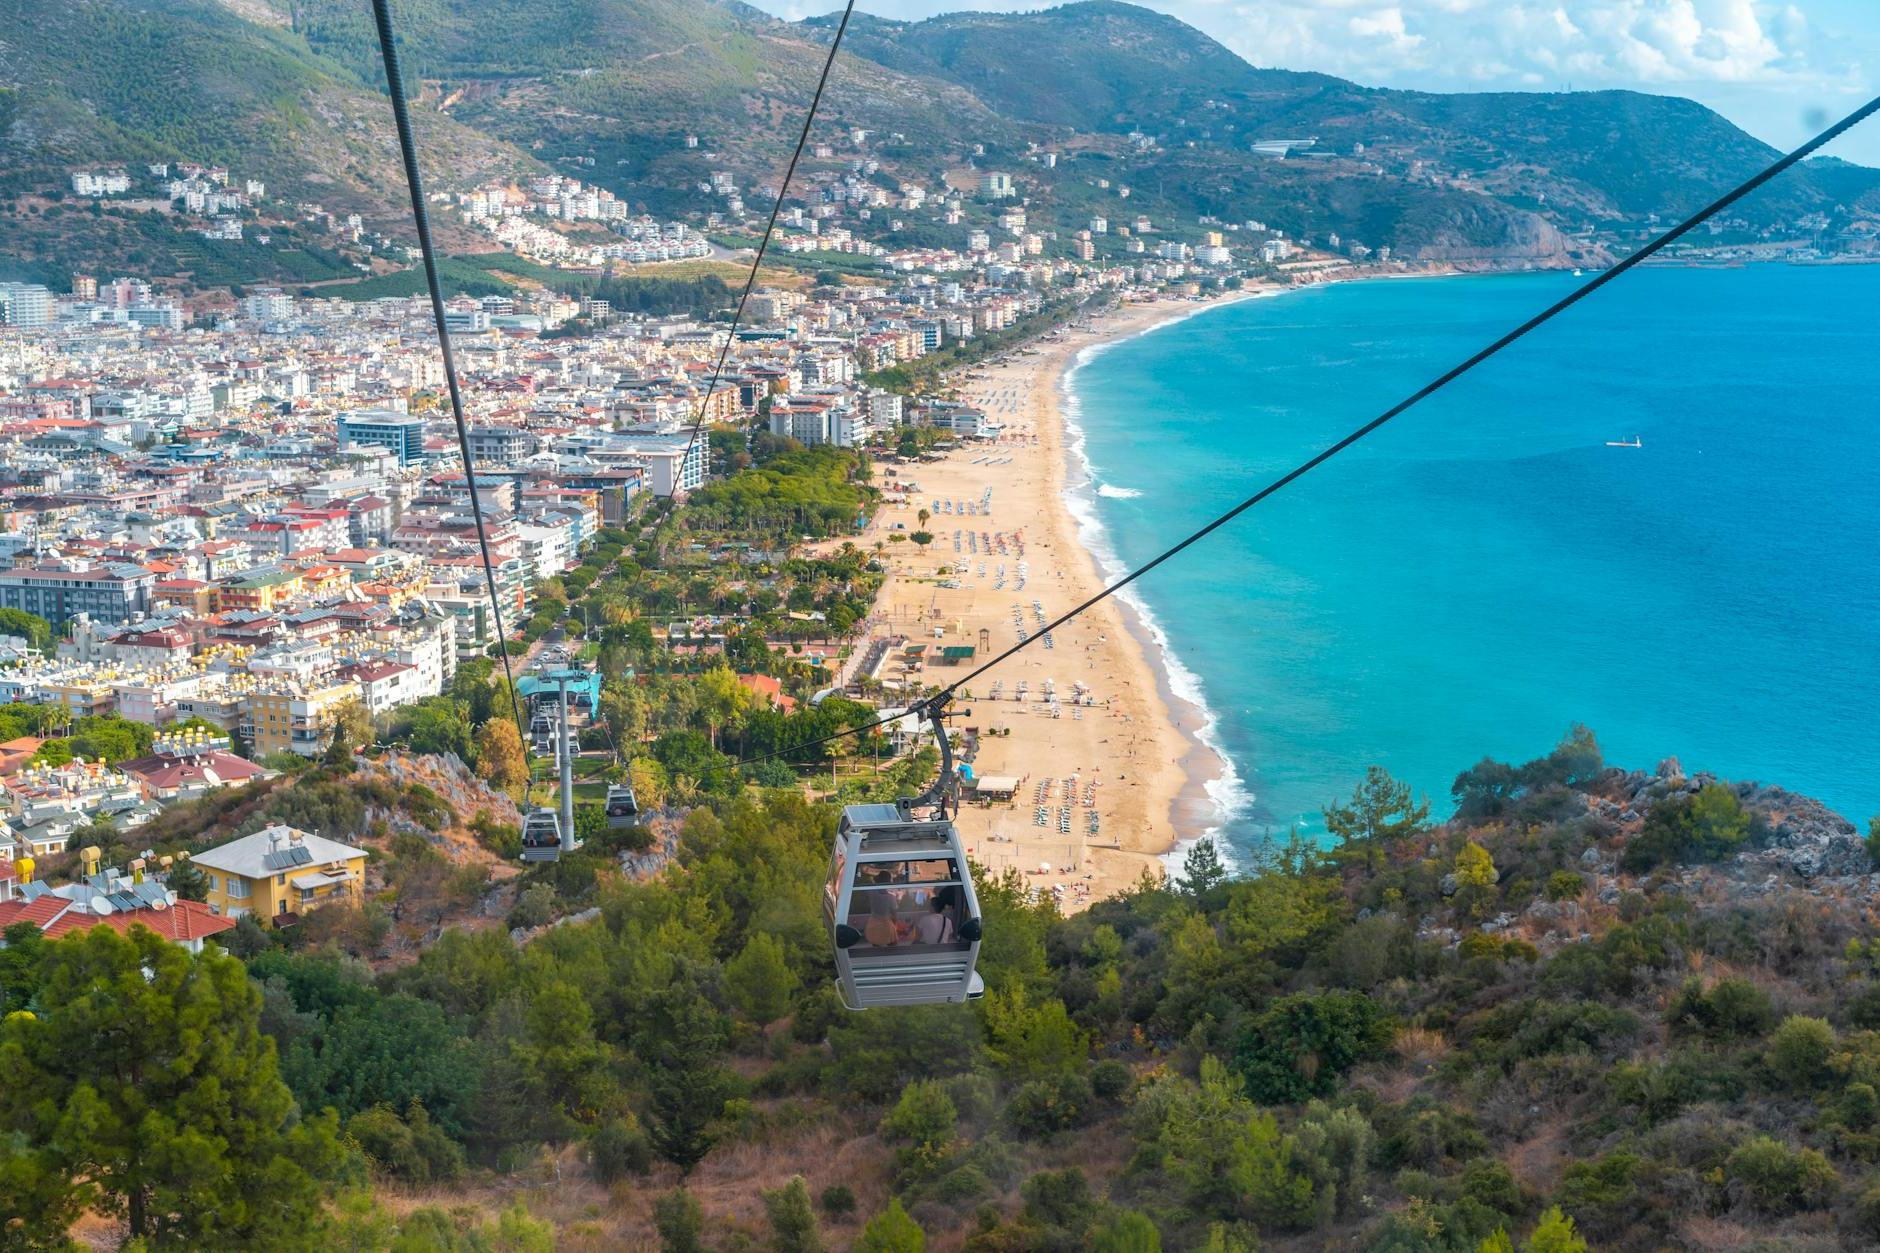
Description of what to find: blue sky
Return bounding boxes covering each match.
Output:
[758,0,1880,166]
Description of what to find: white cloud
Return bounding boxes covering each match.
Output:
[1202,0,1848,92]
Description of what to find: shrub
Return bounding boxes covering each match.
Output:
[1376,1103,1489,1172]
[653,1189,704,1253]
[506,882,559,931]
[1765,1015,1836,1091]
[942,1072,1000,1127]
[1854,1176,1880,1241]
[818,1184,856,1216]
[1458,1158,1523,1215]
[1091,1058,1133,1102]
[345,1101,464,1183]
[1235,991,1396,1103]
[1724,1135,1839,1213]
[1544,871,1585,902]
[1462,998,1640,1073]
[1621,784,1751,872]
[1021,1166,1092,1229]
[588,1117,652,1182]
[929,1163,993,1205]
[1665,976,1774,1039]
[1008,1072,1091,1139]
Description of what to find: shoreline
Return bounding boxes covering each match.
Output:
[1055,290,1278,874]
[864,267,1472,907]
[1050,267,1480,876]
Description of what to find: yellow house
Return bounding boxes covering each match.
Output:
[191,824,367,922]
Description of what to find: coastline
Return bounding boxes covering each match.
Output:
[1056,291,1278,875]
[853,297,1219,905]
[863,268,1471,907]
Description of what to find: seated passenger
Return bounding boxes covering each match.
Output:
[862,885,899,947]
[913,898,954,945]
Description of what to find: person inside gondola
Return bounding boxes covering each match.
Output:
[913,896,954,945]
[862,877,900,947]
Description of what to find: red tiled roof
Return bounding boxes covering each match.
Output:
[0,894,235,943]
[0,897,70,929]
[120,750,267,790]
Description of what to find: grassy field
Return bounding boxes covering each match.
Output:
[322,253,569,301]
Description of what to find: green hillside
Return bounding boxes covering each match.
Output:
[2,0,1875,284]
[0,0,535,212]
[832,1,1880,226]
[285,0,1006,214]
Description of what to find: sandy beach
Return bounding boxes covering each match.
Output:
[855,294,1248,909]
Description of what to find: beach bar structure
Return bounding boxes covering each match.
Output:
[937,645,977,666]
[971,774,1020,801]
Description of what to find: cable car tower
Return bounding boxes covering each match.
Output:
[823,695,984,1009]
[520,663,585,864]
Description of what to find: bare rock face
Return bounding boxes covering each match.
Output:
[1737,784,1864,879]
[1409,202,1579,264]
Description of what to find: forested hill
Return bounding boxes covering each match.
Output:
[820,2,1879,226]
[5,0,1880,282]
[6,722,1880,1248]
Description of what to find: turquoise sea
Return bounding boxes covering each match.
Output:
[1064,265,1880,855]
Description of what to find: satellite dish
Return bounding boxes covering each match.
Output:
[90,896,114,914]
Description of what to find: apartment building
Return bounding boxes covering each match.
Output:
[241,679,359,757]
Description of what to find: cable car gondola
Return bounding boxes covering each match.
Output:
[824,699,983,1010]
[605,783,639,830]
[520,807,563,863]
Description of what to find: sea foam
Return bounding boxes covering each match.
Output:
[1058,314,1266,875]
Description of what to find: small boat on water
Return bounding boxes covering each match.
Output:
[1573,268,1585,277]
[1605,436,1643,448]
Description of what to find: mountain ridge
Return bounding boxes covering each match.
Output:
[2,0,1874,287]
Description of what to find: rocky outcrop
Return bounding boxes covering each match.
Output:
[1738,783,1865,879]
[358,749,521,862]
[1407,200,1584,266]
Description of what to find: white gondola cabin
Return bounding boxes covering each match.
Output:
[825,801,983,1010]
[604,784,639,829]
[520,807,563,863]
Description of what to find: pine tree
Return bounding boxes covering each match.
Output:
[165,859,208,903]
[653,1188,705,1253]
[0,926,349,1244]
[645,988,732,1173]
[1091,1211,1163,1253]
[762,1175,823,1253]
[1455,840,1497,890]
[724,931,799,1027]
[1180,837,1229,895]
[1323,765,1429,872]
[853,1199,925,1253]
[1524,1207,1588,1253]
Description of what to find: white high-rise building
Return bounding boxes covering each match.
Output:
[0,283,53,328]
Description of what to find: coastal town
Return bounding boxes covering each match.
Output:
[0,158,1339,938]
[3,121,1869,939]
[13,0,1880,1246]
